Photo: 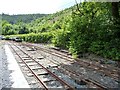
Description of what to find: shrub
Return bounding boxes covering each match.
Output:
[52,29,70,49]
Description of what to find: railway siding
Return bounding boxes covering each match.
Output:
[7,41,120,89]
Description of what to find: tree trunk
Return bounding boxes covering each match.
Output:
[112,2,119,19]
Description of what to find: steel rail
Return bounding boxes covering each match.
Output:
[10,42,115,89]
[9,44,48,90]
[13,42,109,89]
[46,57,110,89]
[22,43,119,81]
[30,42,120,72]
[11,43,75,90]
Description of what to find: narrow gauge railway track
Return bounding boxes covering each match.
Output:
[46,57,110,89]
[9,43,75,90]
[8,42,118,89]
[20,42,119,81]
[9,42,105,89]
[17,43,119,89]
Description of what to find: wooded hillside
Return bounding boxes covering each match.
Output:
[2,2,120,61]
[1,13,48,24]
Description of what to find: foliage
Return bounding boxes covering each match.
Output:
[2,20,16,35]
[11,32,53,43]
[52,29,70,49]
[2,2,120,61]
[1,13,48,24]
[68,2,120,60]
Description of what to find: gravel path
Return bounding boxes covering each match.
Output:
[0,42,13,89]
[0,42,30,89]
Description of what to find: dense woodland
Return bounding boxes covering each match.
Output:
[1,2,120,61]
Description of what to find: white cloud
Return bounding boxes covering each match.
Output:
[0,0,80,15]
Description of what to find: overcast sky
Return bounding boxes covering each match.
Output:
[0,0,82,15]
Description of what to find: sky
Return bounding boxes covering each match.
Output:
[0,0,81,15]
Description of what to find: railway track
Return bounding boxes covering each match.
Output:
[19,42,119,87]
[8,42,119,89]
[21,42,119,81]
[9,42,105,89]
[9,43,75,89]
[10,42,104,89]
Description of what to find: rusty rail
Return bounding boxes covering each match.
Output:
[9,44,48,90]
[9,43,74,90]
[9,42,118,89]
[22,42,119,81]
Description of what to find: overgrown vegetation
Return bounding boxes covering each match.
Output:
[2,2,120,61]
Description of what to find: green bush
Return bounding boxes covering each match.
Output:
[5,36,11,40]
[52,29,70,49]
[10,32,53,43]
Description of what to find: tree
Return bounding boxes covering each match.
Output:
[18,26,29,34]
[111,2,120,24]
[112,2,119,19]
[2,20,13,35]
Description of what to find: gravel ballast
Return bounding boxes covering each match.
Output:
[0,43,13,89]
[0,42,30,89]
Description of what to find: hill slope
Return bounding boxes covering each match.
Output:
[2,2,120,61]
[1,13,49,24]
